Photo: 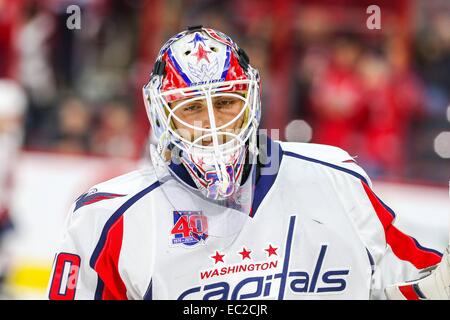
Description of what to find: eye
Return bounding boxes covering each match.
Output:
[215,99,234,107]
[183,104,201,112]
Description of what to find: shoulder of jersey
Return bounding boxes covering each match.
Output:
[70,164,159,216]
[278,141,371,184]
[279,141,353,162]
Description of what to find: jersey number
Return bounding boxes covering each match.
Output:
[49,253,81,300]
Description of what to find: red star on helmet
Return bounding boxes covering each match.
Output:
[192,44,211,63]
[238,247,252,260]
[265,244,278,257]
[211,251,225,264]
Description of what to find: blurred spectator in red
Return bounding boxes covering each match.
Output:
[0,1,14,77]
[357,45,424,178]
[308,35,367,150]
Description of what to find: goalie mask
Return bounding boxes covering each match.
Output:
[143,26,261,203]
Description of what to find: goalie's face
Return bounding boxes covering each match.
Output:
[144,27,261,202]
[170,93,246,146]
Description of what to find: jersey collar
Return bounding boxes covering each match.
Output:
[167,134,284,217]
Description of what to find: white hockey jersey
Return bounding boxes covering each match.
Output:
[47,139,443,300]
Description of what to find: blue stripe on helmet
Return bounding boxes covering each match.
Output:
[167,47,192,86]
[220,45,231,81]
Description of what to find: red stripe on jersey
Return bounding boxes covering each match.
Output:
[83,194,123,206]
[93,216,128,300]
[399,285,420,300]
[361,181,442,270]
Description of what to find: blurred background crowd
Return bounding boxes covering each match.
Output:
[1,0,449,182]
[0,0,449,299]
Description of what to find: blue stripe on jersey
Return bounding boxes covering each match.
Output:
[412,237,443,257]
[413,283,426,299]
[94,277,104,300]
[375,195,396,219]
[277,215,296,300]
[283,150,370,185]
[143,279,153,300]
[366,248,375,276]
[250,139,284,217]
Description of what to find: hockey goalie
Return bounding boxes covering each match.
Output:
[47,26,449,300]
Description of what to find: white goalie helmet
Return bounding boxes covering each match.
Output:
[143,26,261,201]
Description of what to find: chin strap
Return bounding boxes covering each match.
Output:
[385,246,450,300]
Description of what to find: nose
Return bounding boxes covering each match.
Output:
[195,111,211,130]
[194,108,226,146]
[195,108,224,130]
